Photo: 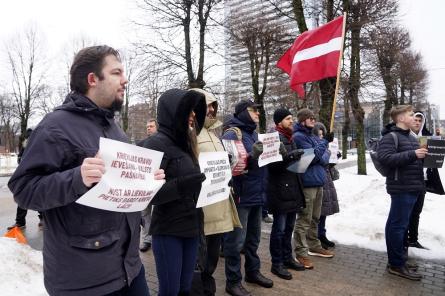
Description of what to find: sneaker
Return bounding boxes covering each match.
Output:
[262,215,273,223]
[308,248,335,258]
[7,223,26,231]
[319,235,335,249]
[296,256,314,269]
[387,265,422,281]
[409,241,428,250]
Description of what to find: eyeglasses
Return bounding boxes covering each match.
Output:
[247,107,260,113]
[308,117,316,121]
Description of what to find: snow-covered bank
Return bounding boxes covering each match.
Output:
[0,238,47,296]
[330,162,445,260]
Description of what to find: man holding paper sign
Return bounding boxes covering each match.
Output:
[8,46,164,296]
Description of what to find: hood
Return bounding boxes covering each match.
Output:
[55,92,115,125]
[189,88,221,130]
[312,122,327,137]
[381,122,411,136]
[411,111,430,137]
[293,122,312,135]
[157,88,206,146]
[228,111,257,133]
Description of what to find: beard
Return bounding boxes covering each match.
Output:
[108,98,124,113]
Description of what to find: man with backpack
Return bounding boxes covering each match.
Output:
[377,105,427,281]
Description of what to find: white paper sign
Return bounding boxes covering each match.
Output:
[329,138,339,164]
[76,137,165,212]
[196,151,231,208]
[258,132,283,167]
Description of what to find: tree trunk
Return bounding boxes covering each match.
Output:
[342,94,350,160]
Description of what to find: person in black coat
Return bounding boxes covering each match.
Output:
[140,88,207,296]
[377,105,427,281]
[267,108,306,280]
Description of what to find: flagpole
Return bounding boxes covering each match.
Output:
[329,12,347,133]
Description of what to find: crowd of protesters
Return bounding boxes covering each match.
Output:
[6,45,435,296]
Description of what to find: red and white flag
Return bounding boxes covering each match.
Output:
[277,16,345,98]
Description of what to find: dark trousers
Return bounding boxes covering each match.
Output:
[269,211,297,266]
[200,234,222,296]
[407,193,425,243]
[224,205,261,285]
[152,235,199,296]
[15,206,42,225]
[318,215,327,237]
[385,192,419,267]
[104,265,149,296]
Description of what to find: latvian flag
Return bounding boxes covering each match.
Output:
[277,16,344,98]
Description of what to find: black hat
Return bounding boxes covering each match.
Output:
[234,100,261,115]
[273,108,292,125]
[297,108,315,122]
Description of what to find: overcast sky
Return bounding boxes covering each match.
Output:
[0,0,444,118]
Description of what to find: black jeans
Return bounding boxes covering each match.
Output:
[104,265,149,296]
[201,234,222,296]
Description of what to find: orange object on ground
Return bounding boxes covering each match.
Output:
[4,226,28,244]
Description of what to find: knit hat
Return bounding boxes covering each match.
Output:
[234,100,261,115]
[273,108,292,125]
[296,108,315,122]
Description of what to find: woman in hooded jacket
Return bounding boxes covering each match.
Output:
[140,88,207,296]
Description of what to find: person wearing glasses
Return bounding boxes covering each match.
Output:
[292,108,334,270]
[222,100,273,296]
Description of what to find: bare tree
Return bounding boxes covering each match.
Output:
[228,17,288,133]
[134,0,223,89]
[4,25,48,150]
[0,93,19,152]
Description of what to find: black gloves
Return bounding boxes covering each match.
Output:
[325,132,335,143]
[250,141,263,159]
[177,173,206,196]
[287,149,304,161]
[279,142,287,156]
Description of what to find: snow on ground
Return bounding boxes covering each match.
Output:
[0,237,47,296]
[330,160,445,260]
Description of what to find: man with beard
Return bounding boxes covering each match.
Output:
[8,45,164,296]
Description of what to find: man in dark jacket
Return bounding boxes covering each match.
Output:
[8,46,164,296]
[222,100,273,296]
[377,105,427,281]
[292,108,334,270]
[267,108,305,280]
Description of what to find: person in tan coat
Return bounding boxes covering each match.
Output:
[192,88,241,296]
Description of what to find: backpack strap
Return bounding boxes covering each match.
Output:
[390,132,399,181]
[224,127,242,141]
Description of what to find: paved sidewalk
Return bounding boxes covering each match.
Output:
[141,228,445,296]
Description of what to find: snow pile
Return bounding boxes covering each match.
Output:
[0,237,47,296]
[330,162,445,260]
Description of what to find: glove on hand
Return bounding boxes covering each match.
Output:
[279,142,287,156]
[250,141,263,159]
[325,132,335,143]
[288,149,304,161]
[177,173,206,196]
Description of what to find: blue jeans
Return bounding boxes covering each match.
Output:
[270,212,297,265]
[224,205,262,285]
[385,192,419,267]
[104,265,149,296]
[152,235,199,296]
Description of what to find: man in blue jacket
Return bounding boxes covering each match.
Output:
[292,108,334,270]
[8,46,164,296]
[222,100,273,296]
[378,105,427,281]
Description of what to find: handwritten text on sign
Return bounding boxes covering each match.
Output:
[258,132,283,167]
[196,152,231,208]
[76,137,165,212]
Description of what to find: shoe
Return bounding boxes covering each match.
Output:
[387,265,422,281]
[271,265,292,280]
[245,272,273,288]
[296,256,314,269]
[225,282,251,296]
[283,259,305,271]
[319,235,335,249]
[406,261,419,271]
[139,242,151,252]
[308,248,335,258]
[409,241,428,250]
[262,215,273,223]
[7,223,26,231]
